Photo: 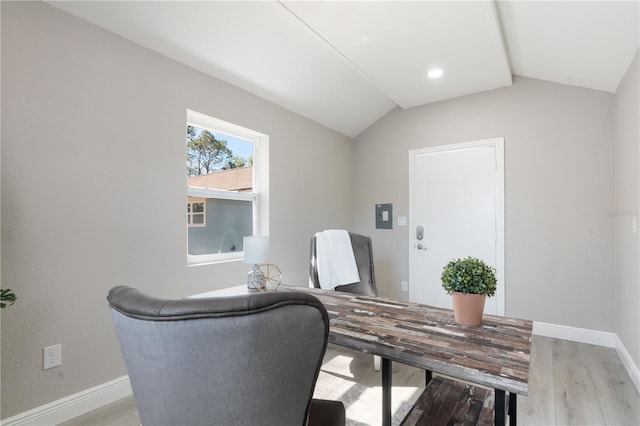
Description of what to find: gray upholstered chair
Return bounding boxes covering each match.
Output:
[107,286,345,426]
[309,231,378,297]
[310,231,380,369]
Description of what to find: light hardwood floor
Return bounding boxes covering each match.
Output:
[61,336,639,426]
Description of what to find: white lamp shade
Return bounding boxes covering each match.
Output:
[243,236,269,264]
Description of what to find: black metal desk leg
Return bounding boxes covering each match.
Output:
[425,369,432,386]
[509,393,517,426]
[494,389,506,426]
[382,358,392,426]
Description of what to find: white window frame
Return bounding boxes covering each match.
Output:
[187,197,206,227]
[186,110,269,266]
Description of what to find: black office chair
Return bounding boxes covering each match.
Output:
[309,231,378,297]
[107,286,345,426]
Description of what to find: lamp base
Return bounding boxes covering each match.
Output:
[247,264,265,290]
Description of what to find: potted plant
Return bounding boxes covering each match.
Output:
[441,257,496,326]
[1,288,17,308]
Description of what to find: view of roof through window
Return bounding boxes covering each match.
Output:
[186,125,253,191]
[186,121,257,259]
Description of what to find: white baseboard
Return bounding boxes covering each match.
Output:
[614,334,640,393]
[533,321,618,347]
[0,376,132,426]
[4,322,639,425]
[533,321,640,393]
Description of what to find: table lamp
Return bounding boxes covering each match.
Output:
[243,236,269,289]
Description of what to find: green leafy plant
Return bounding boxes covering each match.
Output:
[0,288,17,308]
[441,257,497,296]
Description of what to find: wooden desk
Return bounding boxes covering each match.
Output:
[192,285,532,426]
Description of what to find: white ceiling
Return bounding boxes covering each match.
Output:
[48,1,639,138]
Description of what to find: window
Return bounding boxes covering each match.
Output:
[187,198,206,227]
[186,110,268,265]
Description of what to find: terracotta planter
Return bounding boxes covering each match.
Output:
[451,292,486,326]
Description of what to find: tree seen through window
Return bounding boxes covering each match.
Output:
[186,117,257,263]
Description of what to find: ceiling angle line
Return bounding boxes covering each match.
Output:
[486,0,514,84]
[276,0,405,108]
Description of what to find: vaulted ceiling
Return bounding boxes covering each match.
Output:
[49,1,639,138]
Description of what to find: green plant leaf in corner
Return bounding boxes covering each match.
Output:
[0,288,17,308]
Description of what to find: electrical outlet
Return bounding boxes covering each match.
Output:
[43,344,61,370]
[401,281,408,292]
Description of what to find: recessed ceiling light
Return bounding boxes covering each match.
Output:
[427,68,444,79]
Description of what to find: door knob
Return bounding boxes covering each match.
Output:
[416,244,427,250]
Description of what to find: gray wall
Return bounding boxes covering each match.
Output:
[353,76,616,335]
[1,1,353,418]
[613,52,640,366]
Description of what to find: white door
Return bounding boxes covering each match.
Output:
[408,138,504,315]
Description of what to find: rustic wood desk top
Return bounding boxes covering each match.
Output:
[286,285,532,396]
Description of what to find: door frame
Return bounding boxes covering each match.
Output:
[408,137,505,315]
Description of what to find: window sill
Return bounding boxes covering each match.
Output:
[187,252,244,267]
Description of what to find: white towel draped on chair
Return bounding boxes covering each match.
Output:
[315,230,360,290]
